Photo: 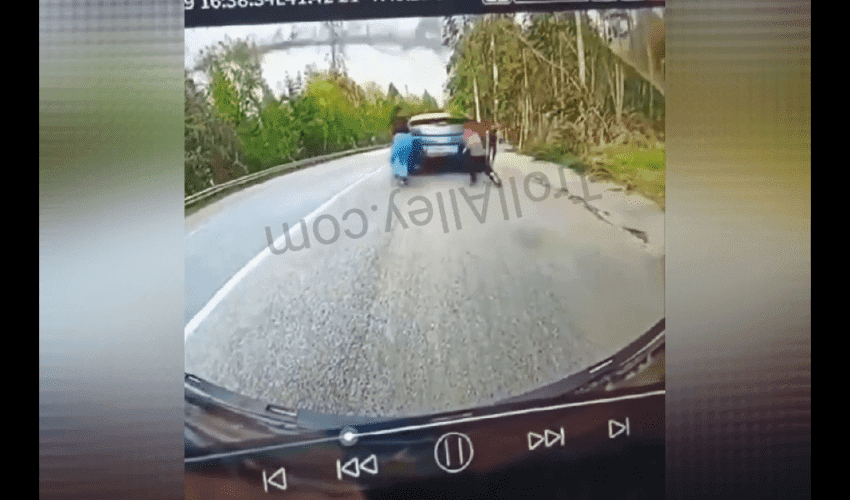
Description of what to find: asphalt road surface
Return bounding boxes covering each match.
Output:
[184,145,664,418]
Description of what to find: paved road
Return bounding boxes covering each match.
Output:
[184,146,664,418]
[185,149,388,324]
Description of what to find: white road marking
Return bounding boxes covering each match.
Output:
[184,149,389,239]
[184,165,385,341]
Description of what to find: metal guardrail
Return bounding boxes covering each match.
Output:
[184,143,390,209]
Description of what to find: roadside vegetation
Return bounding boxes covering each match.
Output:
[443,12,665,208]
[185,37,437,197]
[185,12,665,207]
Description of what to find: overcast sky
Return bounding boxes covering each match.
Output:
[184,9,664,106]
[185,17,453,105]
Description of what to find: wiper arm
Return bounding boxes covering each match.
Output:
[185,373,396,434]
[185,373,298,427]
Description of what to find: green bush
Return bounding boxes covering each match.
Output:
[602,146,665,172]
[185,57,433,196]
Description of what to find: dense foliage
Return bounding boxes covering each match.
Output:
[442,12,665,206]
[443,12,664,155]
[185,14,665,201]
[184,39,437,196]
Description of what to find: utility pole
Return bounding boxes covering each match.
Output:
[326,21,344,74]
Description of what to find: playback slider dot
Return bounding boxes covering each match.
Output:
[339,426,358,446]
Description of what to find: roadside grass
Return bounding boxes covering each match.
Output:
[586,145,665,210]
[528,143,666,210]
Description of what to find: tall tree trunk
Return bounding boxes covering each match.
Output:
[520,49,529,148]
[645,24,655,121]
[539,110,543,141]
[473,75,481,122]
[575,11,586,88]
[559,36,564,92]
[518,101,524,150]
[615,63,624,122]
[552,65,557,104]
[492,33,498,125]
[518,101,523,150]
[649,87,654,121]
[575,11,587,151]
[590,54,596,102]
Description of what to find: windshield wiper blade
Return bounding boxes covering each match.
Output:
[185,373,298,424]
[185,372,397,435]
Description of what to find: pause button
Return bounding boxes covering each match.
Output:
[434,432,474,473]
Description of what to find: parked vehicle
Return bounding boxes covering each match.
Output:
[391,112,501,187]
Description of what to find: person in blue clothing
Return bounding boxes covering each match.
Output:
[390,117,421,186]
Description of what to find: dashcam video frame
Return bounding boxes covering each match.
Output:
[184,10,665,418]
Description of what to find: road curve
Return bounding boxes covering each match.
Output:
[184,146,664,418]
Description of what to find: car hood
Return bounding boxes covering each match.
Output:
[184,319,665,500]
[185,318,665,444]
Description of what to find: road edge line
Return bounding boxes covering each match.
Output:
[184,164,386,342]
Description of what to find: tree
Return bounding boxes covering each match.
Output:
[198,39,268,129]
[387,83,401,100]
[362,81,385,104]
[422,89,439,110]
[283,71,301,100]
[442,15,475,52]
[295,71,304,96]
[575,11,586,88]
[184,70,246,193]
[443,11,663,156]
